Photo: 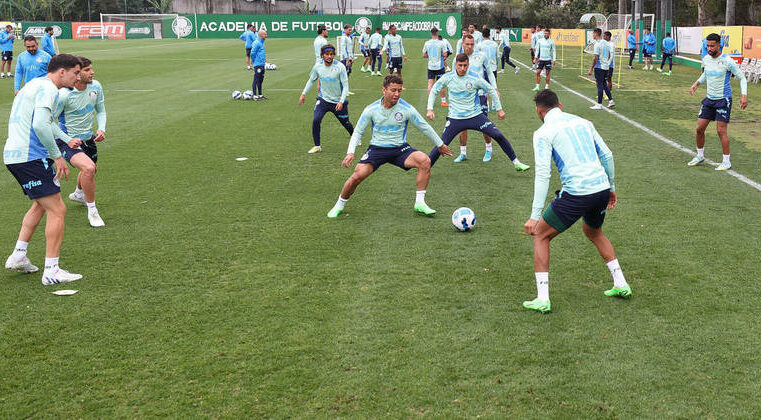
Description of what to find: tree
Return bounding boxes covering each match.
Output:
[145,0,173,13]
[697,0,710,25]
[725,0,735,24]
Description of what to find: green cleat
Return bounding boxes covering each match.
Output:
[532,86,541,92]
[687,156,705,166]
[414,203,437,216]
[522,298,551,313]
[327,207,343,218]
[604,285,632,298]
[514,162,531,172]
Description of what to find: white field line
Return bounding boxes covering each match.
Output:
[514,59,761,192]
[114,89,155,92]
[66,40,201,54]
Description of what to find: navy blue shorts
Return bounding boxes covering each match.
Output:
[427,68,445,80]
[479,95,489,115]
[361,48,369,57]
[538,60,552,71]
[1,51,12,61]
[6,158,60,200]
[245,47,252,57]
[359,143,417,171]
[542,189,610,233]
[56,136,98,164]
[389,57,403,70]
[699,97,732,123]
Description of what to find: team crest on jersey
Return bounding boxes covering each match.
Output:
[394,112,403,121]
[466,82,473,89]
[36,57,43,63]
[89,90,97,99]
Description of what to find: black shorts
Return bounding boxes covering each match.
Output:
[542,189,610,233]
[388,57,403,70]
[245,47,252,57]
[56,136,98,164]
[699,97,732,123]
[642,51,652,58]
[359,143,416,171]
[427,68,445,80]
[537,60,552,71]
[1,51,12,61]
[6,158,61,200]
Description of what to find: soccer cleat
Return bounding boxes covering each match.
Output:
[327,207,342,218]
[514,161,530,172]
[522,298,551,313]
[627,65,632,69]
[307,146,322,154]
[604,285,632,298]
[41,268,82,286]
[687,156,705,166]
[483,150,492,162]
[88,209,105,227]
[607,100,616,109]
[643,65,648,70]
[515,66,520,74]
[497,69,505,74]
[589,103,604,110]
[532,86,541,92]
[453,153,467,163]
[5,255,39,273]
[715,161,732,171]
[259,96,268,100]
[252,95,261,101]
[656,67,662,72]
[347,91,355,95]
[440,101,449,107]
[663,71,671,76]
[68,191,86,205]
[414,203,437,216]
[0,74,4,79]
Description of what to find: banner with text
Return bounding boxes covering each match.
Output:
[126,21,153,39]
[20,22,72,39]
[72,22,125,39]
[675,27,703,55]
[701,26,743,55]
[550,28,585,47]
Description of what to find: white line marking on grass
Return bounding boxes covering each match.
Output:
[189,89,229,92]
[114,89,155,92]
[514,59,761,192]
[617,89,671,92]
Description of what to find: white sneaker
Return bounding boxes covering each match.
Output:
[5,255,39,273]
[497,69,505,74]
[88,209,105,227]
[656,67,662,72]
[41,267,82,286]
[307,146,322,154]
[515,66,520,74]
[607,100,616,108]
[69,191,86,205]
[643,65,648,70]
[589,104,604,110]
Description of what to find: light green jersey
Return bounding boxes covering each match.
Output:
[422,39,445,70]
[338,34,353,61]
[534,37,556,61]
[348,98,442,154]
[530,108,614,220]
[472,30,483,44]
[369,33,383,49]
[359,32,371,48]
[697,53,748,100]
[466,50,497,94]
[498,30,510,47]
[427,72,502,119]
[301,61,349,104]
[382,34,405,57]
[4,76,61,164]
[477,39,499,71]
[531,31,543,49]
[52,80,106,141]
[314,35,328,62]
[594,39,613,70]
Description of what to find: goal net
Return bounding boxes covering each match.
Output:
[582,13,655,54]
[100,14,181,40]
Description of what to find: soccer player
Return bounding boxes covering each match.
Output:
[359,27,372,72]
[626,29,639,69]
[479,30,499,81]
[41,26,57,57]
[423,28,447,107]
[426,52,530,172]
[533,28,556,91]
[641,28,656,70]
[368,27,383,76]
[688,33,748,171]
[604,31,616,94]
[439,34,453,71]
[327,75,452,218]
[314,25,328,64]
[249,29,267,100]
[522,89,629,313]
[497,28,518,74]
[299,44,354,154]
[382,25,406,77]
[1,25,16,79]
[469,24,483,45]
[239,24,256,70]
[14,36,52,94]
[3,54,82,285]
[338,24,354,76]
[531,26,543,70]
[588,29,614,110]
[51,56,106,227]
[455,28,469,55]
[658,32,675,75]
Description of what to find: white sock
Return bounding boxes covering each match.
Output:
[723,154,730,164]
[44,257,59,272]
[11,240,28,260]
[87,201,97,211]
[335,196,348,210]
[511,158,521,165]
[415,190,426,206]
[696,148,704,158]
[75,186,83,195]
[545,84,550,89]
[606,259,628,288]
[459,146,467,155]
[535,83,540,88]
[485,142,493,152]
[535,272,549,301]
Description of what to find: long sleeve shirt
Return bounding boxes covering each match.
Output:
[382,34,405,57]
[301,61,349,104]
[697,53,748,100]
[534,37,556,61]
[14,50,52,92]
[4,77,61,164]
[348,98,443,154]
[427,72,502,119]
[52,80,107,142]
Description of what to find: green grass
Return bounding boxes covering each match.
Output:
[1,38,761,417]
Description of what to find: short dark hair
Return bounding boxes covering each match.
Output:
[248,24,255,29]
[317,25,326,35]
[463,34,474,41]
[594,28,602,35]
[666,32,671,37]
[383,74,403,87]
[23,35,37,43]
[5,24,12,29]
[706,33,721,43]
[604,31,612,38]
[344,24,351,30]
[78,56,92,68]
[45,26,53,32]
[47,54,81,73]
[482,28,490,38]
[375,27,381,32]
[389,24,396,30]
[320,44,336,56]
[455,53,469,63]
[534,89,560,110]
[431,28,439,35]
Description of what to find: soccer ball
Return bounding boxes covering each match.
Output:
[231,90,242,100]
[452,207,476,231]
[265,62,278,70]
[242,90,254,100]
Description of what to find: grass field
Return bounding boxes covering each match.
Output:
[2,38,761,417]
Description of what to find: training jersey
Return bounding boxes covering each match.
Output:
[697,53,748,100]
[472,30,483,44]
[4,77,61,164]
[428,72,502,120]
[627,34,637,49]
[41,33,56,57]
[314,35,328,62]
[662,37,676,54]
[531,31,543,50]
[240,30,256,48]
[348,98,443,154]
[534,37,556,62]
[643,33,656,53]
[442,38,453,56]
[478,39,499,72]
[359,32,371,50]
[466,51,497,96]
[422,39,445,70]
[455,37,465,54]
[593,39,613,70]
[301,61,349,104]
[383,34,405,57]
[14,50,52,92]
[530,108,615,220]
[338,34,353,61]
[369,32,383,49]
[249,37,266,66]
[499,30,510,48]
[52,80,107,141]
[0,30,15,51]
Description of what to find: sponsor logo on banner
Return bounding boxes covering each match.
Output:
[743,26,761,59]
[172,16,193,37]
[446,16,457,36]
[552,29,584,46]
[24,25,62,37]
[72,22,125,39]
[354,17,371,33]
[128,27,151,35]
[701,26,743,55]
